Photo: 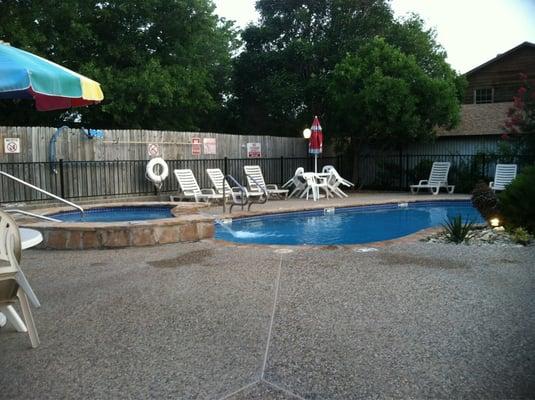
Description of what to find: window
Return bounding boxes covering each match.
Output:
[474,88,493,104]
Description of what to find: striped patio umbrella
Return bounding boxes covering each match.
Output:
[309,116,323,173]
[0,42,103,111]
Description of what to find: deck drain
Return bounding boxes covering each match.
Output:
[274,248,294,254]
[354,247,378,252]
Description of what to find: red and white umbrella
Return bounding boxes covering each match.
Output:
[309,116,323,173]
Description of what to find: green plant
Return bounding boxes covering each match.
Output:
[499,165,535,233]
[442,215,476,244]
[510,227,532,245]
[471,181,500,221]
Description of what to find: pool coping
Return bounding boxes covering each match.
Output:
[20,201,216,249]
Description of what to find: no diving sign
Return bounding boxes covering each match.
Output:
[4,138,20,154]
[147,143,161,157]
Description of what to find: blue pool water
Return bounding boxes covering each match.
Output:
[50,206,174,222]
[215,201,484,245]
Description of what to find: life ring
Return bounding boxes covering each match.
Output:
[146,157,169,185]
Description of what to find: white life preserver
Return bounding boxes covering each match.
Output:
[146,157,169,185]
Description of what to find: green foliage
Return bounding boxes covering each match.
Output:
[0,0,239,130]
[328,37,463,150]
[510,227,532,245]
[442,215,475,244]
[471,181,499,221]
[449,153,492,193]
[499,165,535,233]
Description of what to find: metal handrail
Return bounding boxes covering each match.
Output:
[5,209,61,222]
[224,175,248,213]
[0,170,84,213]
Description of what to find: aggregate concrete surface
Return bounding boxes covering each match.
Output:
[1,240,534,399]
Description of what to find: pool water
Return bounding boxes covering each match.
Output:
[50,206,174,222]
[215,201,484,245]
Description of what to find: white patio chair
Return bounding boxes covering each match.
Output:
[206,168,264,204]
[282,167,307,198]
[0,211,40,348]
[322,165,354,198]
[300,172,331,201]
[244,165,289,199]
[489,164,517,192]
[170,169,224,202]
[410,162,455,195]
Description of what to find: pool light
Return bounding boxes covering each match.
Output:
[490,218,500,227]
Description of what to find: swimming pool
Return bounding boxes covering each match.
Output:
[50,206,174,222]
[215,200,484,245]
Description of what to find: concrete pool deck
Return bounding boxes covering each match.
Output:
[1,238,534,399]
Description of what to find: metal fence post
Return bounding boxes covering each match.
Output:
[224,156,228,176]
[59,159,66,199]
[280,156,284,185]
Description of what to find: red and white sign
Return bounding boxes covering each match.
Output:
[247,142,262,158]
[203,138,216,155]
[192,137,201,155]
[4,138,20,154]
[147,143,160,157]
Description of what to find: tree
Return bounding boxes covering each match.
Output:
[0,0,238,130]
[328,37,463,151]
[501,74,535,156]
[230,0,395,136]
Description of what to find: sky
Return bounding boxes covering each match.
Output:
[213,0,535,73]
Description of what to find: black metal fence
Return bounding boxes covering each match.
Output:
[0,156,342,203]
[355,153,534,193]
[1,153,533,204]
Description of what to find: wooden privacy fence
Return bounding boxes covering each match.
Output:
[0,156,343,203]
[0,126,308,163]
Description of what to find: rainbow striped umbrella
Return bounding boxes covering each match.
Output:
[0,42,103,111]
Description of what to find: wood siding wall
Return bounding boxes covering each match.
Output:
[463,45,535,104]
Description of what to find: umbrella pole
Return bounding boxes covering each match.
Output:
[314,155,318,174]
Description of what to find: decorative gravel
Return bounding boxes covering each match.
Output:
[422,225,533,247]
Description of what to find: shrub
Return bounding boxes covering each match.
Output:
[510,227,532,245]
[471,181,500,221]
[442,215,476,244]
[499,165,535,233]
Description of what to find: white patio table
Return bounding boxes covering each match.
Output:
[0,228,42,330]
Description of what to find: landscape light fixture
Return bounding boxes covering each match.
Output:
[303,128,311,139]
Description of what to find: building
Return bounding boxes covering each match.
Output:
[409,41,535,155]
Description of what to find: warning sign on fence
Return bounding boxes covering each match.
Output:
[192,137,201,155]
[203,138,216,155]
[247,142,261,158]
[4,138,20,154]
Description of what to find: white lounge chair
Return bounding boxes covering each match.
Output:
[282,167,307,198]
[300,172,331,201]
[170,169,224,202]
[410,162,455,195]
[0,211,40,348]
[322,165,354,198]
[206,168,265,204]
[244,165,289,199]
[489,164,517,192]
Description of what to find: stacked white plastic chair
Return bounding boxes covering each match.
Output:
[282,167,307,198]
[409,162,455,195]
[300,172,331,201]
[171,169,224,202]
[244,165,289,199]
[489,164,517,192]
[0,210,40,348]
[322,165,354,198]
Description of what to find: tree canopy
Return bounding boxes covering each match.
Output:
[0,0,238,130]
